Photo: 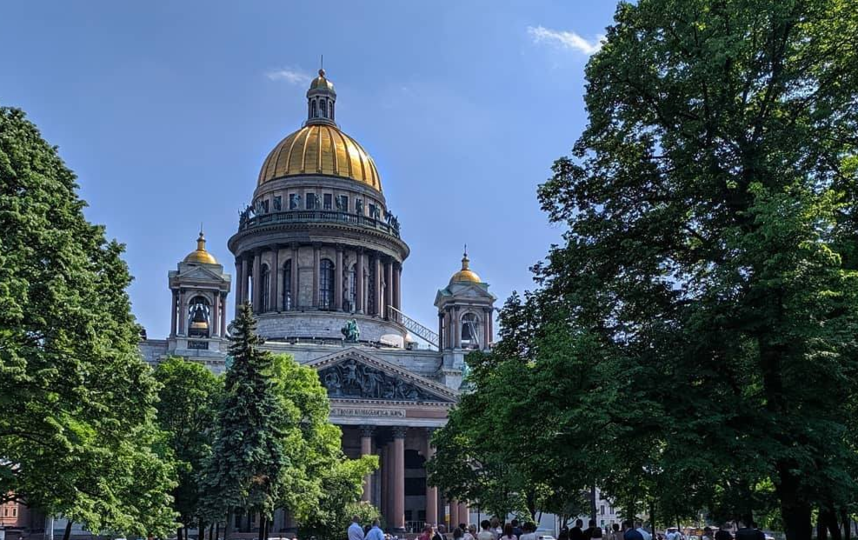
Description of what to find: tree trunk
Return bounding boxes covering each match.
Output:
[649,500,656,536]
[777,464,812,540]
[224,510,233,540]
[215,522,221,540]
[199,519,205,540]
[256,517,264,540]
[781,501,812,540]
[209,524,215,540]
[842,510,851,540]
[823,509,842,540]
[590,485,597,523]
[264,517,270,540]
[62,521,73,540]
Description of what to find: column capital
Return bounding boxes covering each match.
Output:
[392,426,407,439]
[360,425,376,438]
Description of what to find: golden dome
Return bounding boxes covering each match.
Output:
[257,123,382,191]
[309,69,335,93]
[184,232,218,265]
[450,251,481,284]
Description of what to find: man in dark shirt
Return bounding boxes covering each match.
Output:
[734,519,764,540]
[584,520,599,539]
[622,521,644,540]
[570,520,585,540]
[512,520,523,539]
[713,524,733,540]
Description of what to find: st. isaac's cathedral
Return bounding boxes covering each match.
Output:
[140,69,497,534]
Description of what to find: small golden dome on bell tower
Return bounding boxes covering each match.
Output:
[184,231,218,265]
[449,246,482,284]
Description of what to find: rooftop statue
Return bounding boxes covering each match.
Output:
[341,319,360,342]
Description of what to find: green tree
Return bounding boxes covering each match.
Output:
[154,357,222,539]
[267,353,377,529]
[0,106,175,537]
[536,0,858,538]
[199,302,287,538]
[296,459,378,540]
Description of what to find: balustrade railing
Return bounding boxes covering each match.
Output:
[238,209,401,238]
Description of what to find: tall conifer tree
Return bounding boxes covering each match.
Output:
[200,302,287,537]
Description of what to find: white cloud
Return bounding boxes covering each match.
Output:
[527,25,604,55]
[265,67,312,85]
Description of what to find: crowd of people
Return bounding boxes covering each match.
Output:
[347,516,767,540]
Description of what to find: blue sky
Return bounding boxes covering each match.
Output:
[0,1,618,339]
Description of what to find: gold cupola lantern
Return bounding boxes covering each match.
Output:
[449,248,482,284]
[184,231,218,265]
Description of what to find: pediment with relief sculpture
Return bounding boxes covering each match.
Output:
[306,348,457,404]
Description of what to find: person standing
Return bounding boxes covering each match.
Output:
[635,523,651,540]
[610,524,623,540]
[584,520,599,540]
[479,521,496,540]
[734,520,763,540]
[512,520,523,539]
[500,524,518,540]
[622,521,644,540]
[492,519,503,539]
[348,516,365,540]
[519,522,538,540]
[366,520,385,540]
[571,520,585,540]
[714,524,733,540]
[465,525,477,540]
[436,525,449,540]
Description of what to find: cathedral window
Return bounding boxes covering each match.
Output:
[461,312,480,348]
[283,260,292,310]
[273,195,282,211]
[306,193,317,210]
[323,193,333,210]
[261,264,270,312]
[311,100,318,118]
[320,99,327,118]
[261,199,269,213]
[319,259,335,309]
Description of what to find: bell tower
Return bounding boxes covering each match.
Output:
[166,231,232,367]
[434,248,496,387]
